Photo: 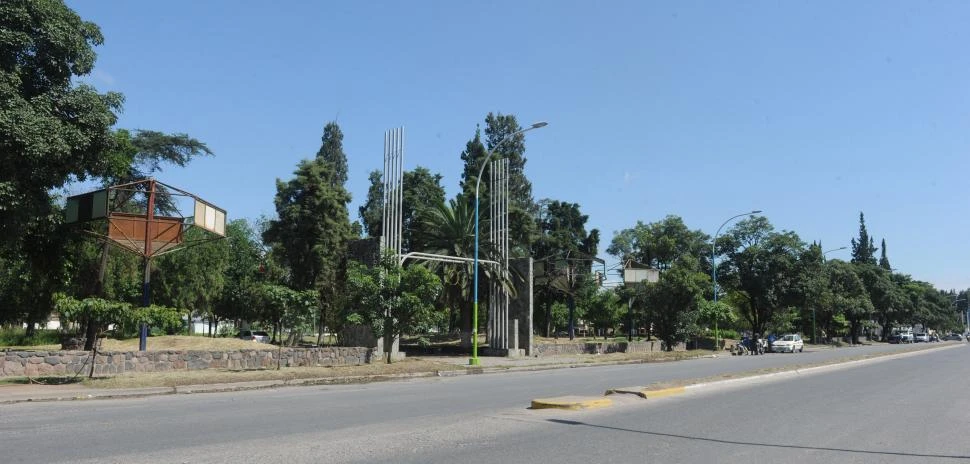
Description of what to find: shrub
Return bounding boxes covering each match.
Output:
[0,328,61,347]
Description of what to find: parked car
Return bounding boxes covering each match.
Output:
[897,332,914,343]
[942,333,963,341]
[771,333,803,353]
[887,333,902,344]
[914,333,930,343]
[238,330,271,343]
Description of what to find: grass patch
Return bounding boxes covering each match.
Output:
[0,328,61,348]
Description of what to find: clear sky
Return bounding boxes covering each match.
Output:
[66,0,970,290]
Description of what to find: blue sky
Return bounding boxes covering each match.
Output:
[66,1,970,290]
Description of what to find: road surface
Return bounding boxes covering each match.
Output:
[0,343,965,463]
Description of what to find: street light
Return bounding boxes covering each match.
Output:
[823,246,847,257]
[470,121,547,366]
[711,210,762,351]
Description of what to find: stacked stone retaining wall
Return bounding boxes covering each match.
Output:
[533,340,686,357]
[1,347,376,377]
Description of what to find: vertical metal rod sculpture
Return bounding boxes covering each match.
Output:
[381,128,404,257]
[488,158,511,351]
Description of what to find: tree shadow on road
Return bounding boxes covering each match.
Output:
[547,419,970,460]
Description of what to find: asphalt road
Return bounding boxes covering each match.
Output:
[0,342,964,463]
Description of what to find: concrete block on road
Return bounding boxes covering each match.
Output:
[530,395,613,411]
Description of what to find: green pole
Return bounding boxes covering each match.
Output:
[469,122,547,366]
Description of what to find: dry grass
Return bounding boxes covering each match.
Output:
[82,358,464,389]
[99,336,274,351]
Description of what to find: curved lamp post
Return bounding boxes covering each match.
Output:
[810,246,848,344]
[711,210,761,351]
[470,121,547,366]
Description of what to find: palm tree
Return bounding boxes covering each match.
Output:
[417,195,515,346]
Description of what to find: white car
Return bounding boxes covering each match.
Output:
[771,334,803,353]
[238,330,271,343]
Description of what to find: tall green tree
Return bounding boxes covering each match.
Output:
[850,212,878,266]
[402,167,445,252]
[855,264,903,341]
[359,170,383,238]
[152,228,230,334]
[638,255,709,351]
[263,151,353,334]
[608,215,711,271]
[212,219,264,334]
[358,166,446,252]
[826,260,873,344]
[459,114,538,255]
[793,242,828,341]
[533,200,600,337]
[716,217,804,335]
[0,0,122,248]
[316,122,348,186]
[878,238,892,271]
[580,284,623,339]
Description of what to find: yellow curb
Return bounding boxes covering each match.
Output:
[605,386,686,399]
[641,386,686,398]
[530,395,613,410]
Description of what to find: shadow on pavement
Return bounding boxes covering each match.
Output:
[547,419,970,460]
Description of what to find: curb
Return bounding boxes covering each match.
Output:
[530,395,613,411]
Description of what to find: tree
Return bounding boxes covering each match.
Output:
[263,133,354,338]
[850,212,877,266]
[855,265,903,341]
[211,219,265,333]
[879,238,892,271]
[359,170,383,238]
[402,167,445,252]
[0,0,122,249]
[826,260,873,344]
[251,284,316,346]
[581,285,623,339]
[152,228,230,334]
[607,215,710,271]
[459,114,538,255]
[345,253,443,363]
[358,166,446,253]
[639,255,709,351]
[793,243,828,341]
[533,200,600,338]
[416,196,477,339]
[315,122,348,186]
[716,217,803,336]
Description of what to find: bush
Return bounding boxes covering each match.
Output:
[718,329,740,340]
[0,328,61,347]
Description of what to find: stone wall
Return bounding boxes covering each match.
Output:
[1,347,376,377]
[533,340,686,357]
